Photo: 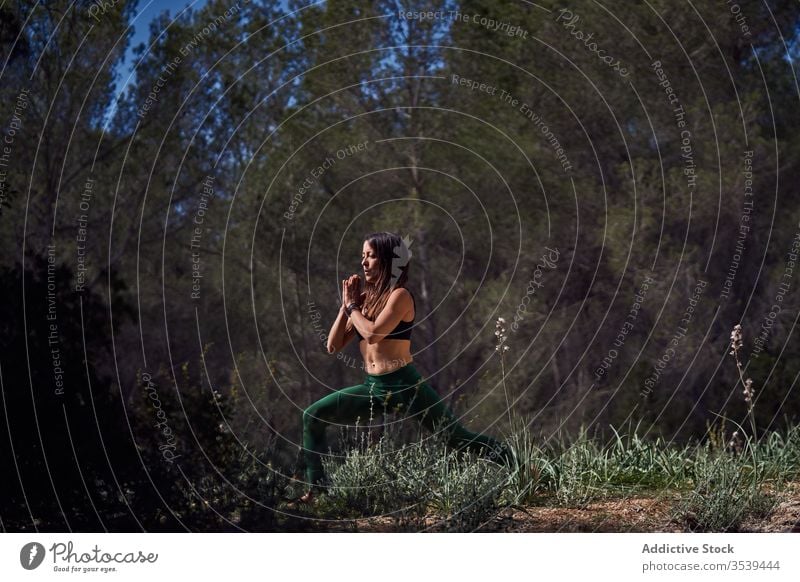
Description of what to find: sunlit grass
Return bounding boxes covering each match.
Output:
[307,416,799,531]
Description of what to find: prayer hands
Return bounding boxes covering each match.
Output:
[342,274,362,307]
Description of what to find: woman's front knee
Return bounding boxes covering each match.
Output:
[302,405,323,429]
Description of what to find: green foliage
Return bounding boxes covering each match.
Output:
[128,355,288,531]
[552,432,605,507]
[300,415,799,531]
[671,439,785,532]
[320,418,510,531]
[500,414,552,504]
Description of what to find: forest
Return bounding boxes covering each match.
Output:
[1,0,799,532]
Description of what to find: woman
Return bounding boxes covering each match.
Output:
[296,232,512,503]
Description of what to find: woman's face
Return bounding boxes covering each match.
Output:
[361,240,379,283]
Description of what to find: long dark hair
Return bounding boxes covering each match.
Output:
[346,232,412,331]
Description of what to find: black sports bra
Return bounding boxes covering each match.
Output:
[354,290,415,342]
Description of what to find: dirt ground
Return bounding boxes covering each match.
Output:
[311,481,800,533]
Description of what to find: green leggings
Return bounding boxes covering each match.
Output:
[301,363,511,487]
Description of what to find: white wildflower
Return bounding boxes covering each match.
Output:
[729,324,743,356]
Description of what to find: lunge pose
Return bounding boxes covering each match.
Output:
[297,232,512,503]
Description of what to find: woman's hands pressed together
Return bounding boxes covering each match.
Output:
[349,275,362,305]
[342,274,364,310]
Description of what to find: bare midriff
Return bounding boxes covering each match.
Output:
[358,337,413,375]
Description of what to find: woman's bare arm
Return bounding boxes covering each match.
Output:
[326,277,357,353]
[326,306,352,353]
[349,288,412,345]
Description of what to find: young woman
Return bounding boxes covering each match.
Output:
[296,232,512,503]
